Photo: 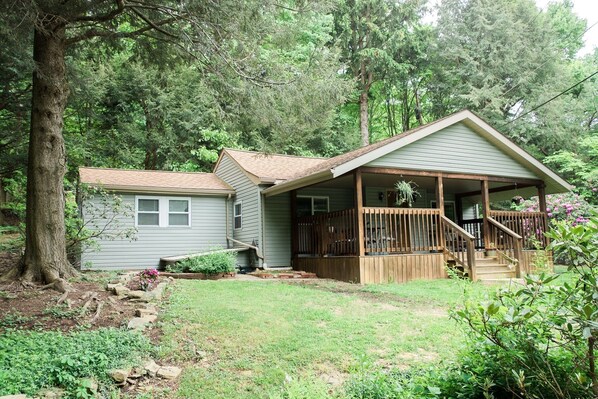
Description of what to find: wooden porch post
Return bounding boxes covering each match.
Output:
[537,184,547,214]
[435,176,445,251]
[290,190,298,260]
[354,169,365,256]
[481,179,490,249]
[435,176,445,216]
[455,195,463,226]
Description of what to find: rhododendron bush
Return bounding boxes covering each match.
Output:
[514,192,594,227]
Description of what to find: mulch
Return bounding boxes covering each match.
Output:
[0,251,160,334]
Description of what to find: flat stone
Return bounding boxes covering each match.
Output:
[144,304,158,313]
[127,290,145,299]
[114,285,130,297]
[135,308,156,317]
[144,360,161,377]
[127,315,157,330]
[0,395,29,399]
[106,283,120,291]
[157,366,182,380]
[36,388,65,399]
[110,369,130,383]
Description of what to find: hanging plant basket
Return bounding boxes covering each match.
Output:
[394,180,420,208]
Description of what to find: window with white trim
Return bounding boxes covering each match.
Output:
[234,201,242,229]
[297,196,329,217]
[136,196,191,227]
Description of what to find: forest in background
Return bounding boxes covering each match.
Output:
[0,0,596,205]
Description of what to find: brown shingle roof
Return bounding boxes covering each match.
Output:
[222,149,327,182]
[79,167,234,195]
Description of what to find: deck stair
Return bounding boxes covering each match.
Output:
[475,256,517,280]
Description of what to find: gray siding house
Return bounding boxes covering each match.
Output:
[80,110,571,282]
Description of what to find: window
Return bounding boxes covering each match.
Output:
[297,196,329,217]
[138,199,160,226]
[234,202,242,229]
[136,196,191,227]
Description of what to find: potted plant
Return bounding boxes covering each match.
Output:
[394,180,420,208]
[485,242,497,257]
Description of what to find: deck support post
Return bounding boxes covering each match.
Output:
[354,169,365,256]
[537,183,549,247]
[481,179,491,249]
[435,176,445,252]
[291,190,298,262]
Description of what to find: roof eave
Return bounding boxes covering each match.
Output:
[84,183,235,196]
[261,170,333,197]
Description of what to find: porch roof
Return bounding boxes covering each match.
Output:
[262,110,572,196]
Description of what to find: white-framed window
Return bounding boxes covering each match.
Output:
[297,196,329,217]
[136,196,191,227]
[234,201,242,229]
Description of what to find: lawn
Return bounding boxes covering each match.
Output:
[159,278,490,398]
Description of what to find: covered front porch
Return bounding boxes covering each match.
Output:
[290,167,550,283]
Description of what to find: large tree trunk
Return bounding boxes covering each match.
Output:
[359,89,369,147]
[8,22,76,291]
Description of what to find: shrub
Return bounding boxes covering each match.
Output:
[0,328,151,398]
[167,250,236,275]
[138,268,159,291]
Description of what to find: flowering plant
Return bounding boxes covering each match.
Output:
[138,268,159,291]
[514,193,594,227]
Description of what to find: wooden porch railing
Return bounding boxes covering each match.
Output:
[297,208,356,256]
[489,210,548,249]
[487,216,523,277]
[441,216,476,280]
[460,218,484,249]
[362,207,442,254]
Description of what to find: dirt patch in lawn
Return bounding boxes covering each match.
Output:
[0,255,168,335]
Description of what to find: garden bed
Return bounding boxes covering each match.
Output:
[159,272,236,280]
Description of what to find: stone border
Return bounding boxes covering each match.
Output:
[158,272,236,280]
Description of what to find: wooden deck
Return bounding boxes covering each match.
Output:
[294,249,551,284]
[294,253,446,284]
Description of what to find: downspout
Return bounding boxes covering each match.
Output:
[261,191,268,269]
[225,194,231,249]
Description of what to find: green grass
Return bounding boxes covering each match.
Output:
[160,278,493,398]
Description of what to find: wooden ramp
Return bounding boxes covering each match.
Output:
[160,247,248,267]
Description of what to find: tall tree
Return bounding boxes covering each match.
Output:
[333,0,424,146]
[0,0,337,290]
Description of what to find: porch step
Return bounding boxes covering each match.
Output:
[476,269,517,280]
[475,264,512,272]
[476,257,500,265]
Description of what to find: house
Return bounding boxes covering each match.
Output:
[80,110,571,282]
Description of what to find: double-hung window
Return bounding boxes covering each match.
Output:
[136,196,191,227]
[234,201,242,229]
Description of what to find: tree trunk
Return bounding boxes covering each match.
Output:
[12,23,76,290]
[359,89,369,147]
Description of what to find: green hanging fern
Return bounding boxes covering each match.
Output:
[394,180,420,207]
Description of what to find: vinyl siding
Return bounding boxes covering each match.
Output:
[215,154,261,266]
[367,122,538,179]
[81,193,227,270]
[263,193,291,267]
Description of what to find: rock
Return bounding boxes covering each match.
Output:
[106,283,120,291]
[129,367,146,379]
[127,316,156,330]
[144,360,161,377]
[0,395,29,399]
[157,366,182,380]
[135,308,156,317]
[36,388,65,399]
[144,304,158,313]
[114,285,130,297]
[109,369,130,383]
[127,290,146,299]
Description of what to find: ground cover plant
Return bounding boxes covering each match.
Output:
[0,328,151,398]
[158,278,490,398]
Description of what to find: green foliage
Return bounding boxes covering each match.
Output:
[0,312,34,329]
[167,250,236,275]
[394,180,420,208]
[0,328,151,397]
[43,303,87,319]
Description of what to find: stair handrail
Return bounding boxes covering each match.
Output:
[441,215,477,281]
[487,217,523,277]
